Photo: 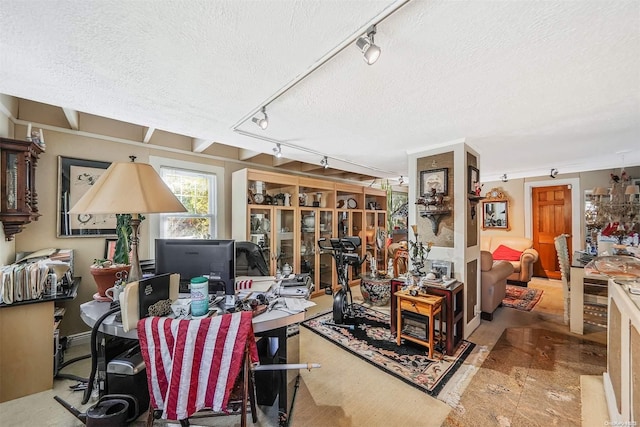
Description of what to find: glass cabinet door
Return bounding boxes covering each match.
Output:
[275,207,296,275]
[318,210,334,292]
[249,207,272,272]
[300,209,316,278]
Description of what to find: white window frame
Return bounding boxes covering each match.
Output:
[148,156,225,258]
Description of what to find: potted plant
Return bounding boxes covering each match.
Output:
[90,214,142,296]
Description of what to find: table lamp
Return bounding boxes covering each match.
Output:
[69,156,187,283]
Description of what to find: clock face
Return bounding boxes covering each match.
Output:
[77,213,92,224]
[491,190,499,197]
[253,193,265,204]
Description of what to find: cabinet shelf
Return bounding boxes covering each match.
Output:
[232,168,386,296]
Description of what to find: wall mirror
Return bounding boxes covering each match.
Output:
[481,188,511,231]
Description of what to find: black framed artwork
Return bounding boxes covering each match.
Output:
[468,166,480,195]
[57,156,116,237]
[420,168,448,196]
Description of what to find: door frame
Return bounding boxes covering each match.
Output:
[523,178,582,256]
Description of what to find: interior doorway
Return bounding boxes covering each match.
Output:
[531,185,572,279]
[524,179,581,281]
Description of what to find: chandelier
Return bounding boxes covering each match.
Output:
[586,169,640,244]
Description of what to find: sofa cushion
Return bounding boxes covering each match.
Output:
[492,244,522,261]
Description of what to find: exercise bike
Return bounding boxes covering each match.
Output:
[318,236,366,325]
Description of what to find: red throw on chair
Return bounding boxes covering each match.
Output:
[137,311,259,422]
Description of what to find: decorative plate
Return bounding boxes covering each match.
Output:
[347,198,357,209]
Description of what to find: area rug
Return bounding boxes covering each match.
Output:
[502,285,543,311]
[442,327,607,426]
[301,304,475,397]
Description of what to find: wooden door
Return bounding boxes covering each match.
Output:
[532,185,572,279]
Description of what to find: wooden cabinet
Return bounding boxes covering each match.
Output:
[0,137,43,240]
[232,168,386,296]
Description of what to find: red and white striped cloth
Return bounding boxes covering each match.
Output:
[137,311,258,421]
[234,279,253,290]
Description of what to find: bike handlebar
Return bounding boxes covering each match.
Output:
[318,237,367,267]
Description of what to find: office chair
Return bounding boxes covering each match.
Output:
[137,311,259,426]
[236,241,270,276]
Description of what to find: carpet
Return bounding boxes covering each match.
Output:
[301,304,475,398]
[442,328,607,426]
[502,284,543,311]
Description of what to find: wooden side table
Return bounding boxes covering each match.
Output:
[391,279,464,356]
[395,290,444,359]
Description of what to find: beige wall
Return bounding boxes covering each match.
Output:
[480,166,640,247]
[0,104,16,265]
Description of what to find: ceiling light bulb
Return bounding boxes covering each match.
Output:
[252,107,268,130]
[273,143,282,158]
[355,26,381,65]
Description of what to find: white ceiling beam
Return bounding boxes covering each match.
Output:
[143,127,155,143]
[273,157,295,166]
[62,108,79,130]
[192,138,214,152]
[238,148,261,161]
[0,94,17,120]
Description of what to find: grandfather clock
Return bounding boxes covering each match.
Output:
[0,137,43,240]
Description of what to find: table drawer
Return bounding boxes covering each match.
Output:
[399,297,441,315]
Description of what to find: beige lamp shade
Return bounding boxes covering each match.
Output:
[624,185,639,195]
[69,159,186,284]
[69,161,187,214]
[593,187,609,196]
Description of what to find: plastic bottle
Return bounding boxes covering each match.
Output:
[190,276,209,318]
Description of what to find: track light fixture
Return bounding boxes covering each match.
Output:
[500,174,508,183]
[320,156,329,169]
[550,168,559,178]
[399,176,405,185]
[252,106,269,130]
[273,143,282,158]
[355,25,381,65]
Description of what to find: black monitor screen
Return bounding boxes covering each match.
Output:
[155,239,235,296]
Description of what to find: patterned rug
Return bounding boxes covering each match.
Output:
[301,304,475,398]
[502,285,543,311]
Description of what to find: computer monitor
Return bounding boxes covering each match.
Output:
[155,239,235,297]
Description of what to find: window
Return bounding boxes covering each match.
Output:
[160,166,216,239]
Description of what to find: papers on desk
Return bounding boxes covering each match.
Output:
[266,297,315,314]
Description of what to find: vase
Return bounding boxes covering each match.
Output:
[90,265,131,296]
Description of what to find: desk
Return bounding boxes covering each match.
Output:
[570,255,608,335]
[80,300,304,424]
[390,279,464,355]
[0,279,79,403]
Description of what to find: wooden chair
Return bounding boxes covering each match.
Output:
[393,248,409,278]
[554,233,571,325]
[137,312,259,427]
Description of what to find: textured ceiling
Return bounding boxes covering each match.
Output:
[0,0,638,183]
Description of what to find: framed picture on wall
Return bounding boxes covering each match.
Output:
[57,156,116,237]
[468,166,480,195]
[420,168,448,196]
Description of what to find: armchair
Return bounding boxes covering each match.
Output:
[481,236,539,286]
[480,250,515,321]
